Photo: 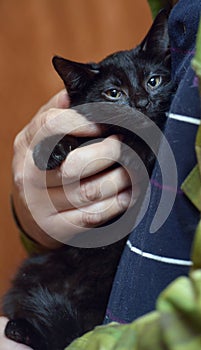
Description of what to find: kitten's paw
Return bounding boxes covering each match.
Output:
[5,319,46,349]
[5,319,33,346]
[33,134,79,170]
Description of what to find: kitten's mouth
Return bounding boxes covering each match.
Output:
[136,105,150,115]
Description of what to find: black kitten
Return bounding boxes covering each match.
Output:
[3,10,175,350]
[33,8,173,172]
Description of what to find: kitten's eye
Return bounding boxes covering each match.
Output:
[103,89,122,101]
[147,76,162,90]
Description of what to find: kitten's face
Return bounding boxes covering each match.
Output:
[53,10,173,122]
[79,50,172,121]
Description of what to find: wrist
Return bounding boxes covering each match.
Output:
[11,185,63,252]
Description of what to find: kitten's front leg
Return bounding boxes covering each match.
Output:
[33,134,79,170]
[5,319,47,350]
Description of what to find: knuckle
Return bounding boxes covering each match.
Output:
[117,191,131,212]
[81,210,102,227]
[105,136,121,160]
[40,109,55,134]
[13,134,20,153]
[34,108,58,138]
[80,181,101,204]
[13,172,24,193]
[61,150,82,180]
[61,159,76,180]
[13,131,24,154]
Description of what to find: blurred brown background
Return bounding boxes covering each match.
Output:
[0,0,152,304]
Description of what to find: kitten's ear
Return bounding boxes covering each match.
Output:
[52,56,99,96]
[140,9,170,55]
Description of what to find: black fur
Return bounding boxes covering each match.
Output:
[3,10,175,350]
[3,242,126,350]
[33,9,174,171]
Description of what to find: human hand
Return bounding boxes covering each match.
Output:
[12,90,138,248]
[0,317,32,350]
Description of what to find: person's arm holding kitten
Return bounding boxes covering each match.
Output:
[11,89,134,250]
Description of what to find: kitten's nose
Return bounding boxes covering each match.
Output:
[135,98,149,109]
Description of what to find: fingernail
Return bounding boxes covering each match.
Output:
[118,190,131,210]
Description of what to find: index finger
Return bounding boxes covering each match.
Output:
[15,92,102,152]
[26,108,102,149]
